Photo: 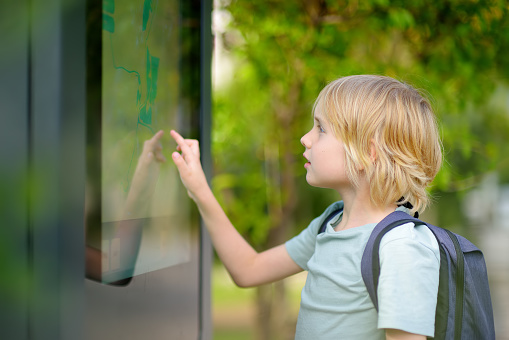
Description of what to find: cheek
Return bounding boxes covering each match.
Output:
[329,148,347,171]
[328,157,345,173]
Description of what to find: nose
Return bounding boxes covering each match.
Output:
[301,132,310,149]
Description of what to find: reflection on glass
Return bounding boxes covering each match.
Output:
[86,0,195,284]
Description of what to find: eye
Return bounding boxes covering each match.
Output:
[317,124,325,133]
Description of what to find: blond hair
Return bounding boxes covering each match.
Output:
[315,75,442,213]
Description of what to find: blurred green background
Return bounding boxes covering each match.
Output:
[210,1,509,339]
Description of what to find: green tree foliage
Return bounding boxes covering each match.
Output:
[214,0,509,243]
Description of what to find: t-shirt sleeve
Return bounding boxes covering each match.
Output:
[377,223,440,337]
[285,201,343,271]
[285,214,323,271]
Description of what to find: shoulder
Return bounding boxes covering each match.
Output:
[285,201,343,269]
[380,222,440,262]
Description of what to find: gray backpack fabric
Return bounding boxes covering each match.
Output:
[319,210,496,339]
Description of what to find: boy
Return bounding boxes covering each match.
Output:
[170,75,443,339]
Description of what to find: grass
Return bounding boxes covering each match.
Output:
[213,328,253,340]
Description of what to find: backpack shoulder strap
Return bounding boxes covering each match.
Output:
[360,211,424,311]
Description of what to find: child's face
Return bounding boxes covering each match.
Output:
[300,109,349,191]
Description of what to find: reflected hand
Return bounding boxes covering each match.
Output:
[125,130,166,215]
[139,130,167,166]
[170,130,209,202]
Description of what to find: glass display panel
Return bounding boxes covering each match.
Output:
[86,0,200,284]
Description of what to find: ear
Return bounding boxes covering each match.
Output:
[357,140,377,172]
[369,139,377,163]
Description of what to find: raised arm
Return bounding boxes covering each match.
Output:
[170,130,301,287]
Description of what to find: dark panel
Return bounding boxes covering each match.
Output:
[30,0,64,336]
[29,0,86,338]
[0,0,30,338]
[58,0,87,338]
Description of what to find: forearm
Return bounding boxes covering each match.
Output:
[193,186,261,286]
[194,187,302,286]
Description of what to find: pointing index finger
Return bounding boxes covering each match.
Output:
[170,130,191,153]
[170,129,184,145]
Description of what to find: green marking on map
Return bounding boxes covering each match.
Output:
[102,0,160,192]
[148,52,159,103]
[103,0,115,14]
[142,0,153,31]
[103,14,115,33]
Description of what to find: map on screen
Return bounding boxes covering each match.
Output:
[99,0,192,281]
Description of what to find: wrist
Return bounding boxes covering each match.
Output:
[192,183,214,205]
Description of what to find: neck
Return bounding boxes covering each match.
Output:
[335,182,397,231]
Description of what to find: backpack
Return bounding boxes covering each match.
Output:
[318,209,496,340]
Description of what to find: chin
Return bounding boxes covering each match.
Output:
[305,176,339,191]
[305,177,324,189]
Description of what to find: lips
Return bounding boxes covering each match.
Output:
[303,153,310,169]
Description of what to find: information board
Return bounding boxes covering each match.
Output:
[86,0,198,284]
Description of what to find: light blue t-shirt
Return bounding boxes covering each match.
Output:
[285,201,440,339]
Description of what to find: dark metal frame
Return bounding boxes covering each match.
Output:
[0,0,212,338]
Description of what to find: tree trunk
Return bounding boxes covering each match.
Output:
[255,284,273,340]
[255,280,291,340]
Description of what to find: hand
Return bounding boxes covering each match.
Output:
[170,130,209,202]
